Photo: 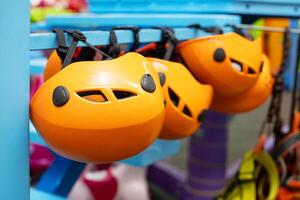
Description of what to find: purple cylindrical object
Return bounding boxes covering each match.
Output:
[183,111,228,200]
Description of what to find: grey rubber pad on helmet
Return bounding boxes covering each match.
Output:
[141,74,156,93]
[52,86,69,107]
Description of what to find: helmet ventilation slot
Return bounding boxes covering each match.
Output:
[247,67,256,75]
[183,105,192,118]
[113,90,137,100]
[230,59,243,73]
[168,87,179,107]
[259,61,264,73]
[77,90,107,102]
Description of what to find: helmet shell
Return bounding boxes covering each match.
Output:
[148,58,213,139]
[178,33,263,98]
[44,50,63,81]
[31,53,165,163]
[211,55,273,114]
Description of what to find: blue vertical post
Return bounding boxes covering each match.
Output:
[0,1,30,200]
[284,19,299,90]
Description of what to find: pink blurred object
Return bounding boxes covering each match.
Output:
[30,75,43,99]
[30,0,86,11]
[31,0,58,7]
[83,166,118,200]
[69,164,149,200]
[30,143,54,173]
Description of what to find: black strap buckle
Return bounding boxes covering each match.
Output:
[67,30,87,42]
[53,29,68,57]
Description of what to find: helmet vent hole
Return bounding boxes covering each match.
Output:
[113,90,136,99]
[247,67,256,75]
[77,90,107,102]
[168,87,179,107]
[230,59,243,73]
[259,61,264,73]
[183,105,192,117]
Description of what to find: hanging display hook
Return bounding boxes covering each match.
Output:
[112,26,140,52]
[105,29,121,59]
[53,29,113,68]
[225,24,253,40]
[187,23,223,34]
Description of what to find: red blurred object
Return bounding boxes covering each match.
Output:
[30,143,55,184]
[83,167,118,200]
[31,0,87,12]
[30,76,43,99]
[30,143,54,173]
[69,0,87,12]
[277,187,300,200]
[31,0,57,8]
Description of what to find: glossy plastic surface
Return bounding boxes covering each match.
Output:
[178,33,263,98]
[31,53,165,163]
[149,58,213,139]
[212,55,273,113]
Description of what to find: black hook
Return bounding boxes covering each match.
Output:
[61,30,87,68]
[225,24,253,40]
[188,24,223,34]
[112,26,140,52]
[104,30,121,59]
[187,23,202,30]
[226,24,244,35]
[52,29,113,69]
[53,29,68,61]
[163,28,178,60]
[150,27,178,60]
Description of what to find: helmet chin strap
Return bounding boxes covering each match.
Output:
[53,29,113,69]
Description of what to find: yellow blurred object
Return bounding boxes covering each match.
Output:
[263,18,289,75]
[216,150,279,200]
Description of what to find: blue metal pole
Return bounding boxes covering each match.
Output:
[284,19,299,90]
[0,1,30,199]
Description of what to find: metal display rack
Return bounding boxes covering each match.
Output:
[1,0,300,199]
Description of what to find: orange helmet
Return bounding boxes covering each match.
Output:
[178,33,263,98]
[44,50,62,81]
[148,58,213,139]
[30,53,165,163]
[211,55,273,114]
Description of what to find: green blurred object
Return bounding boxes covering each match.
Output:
[250,19,264,39]
[30,7,73,23]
